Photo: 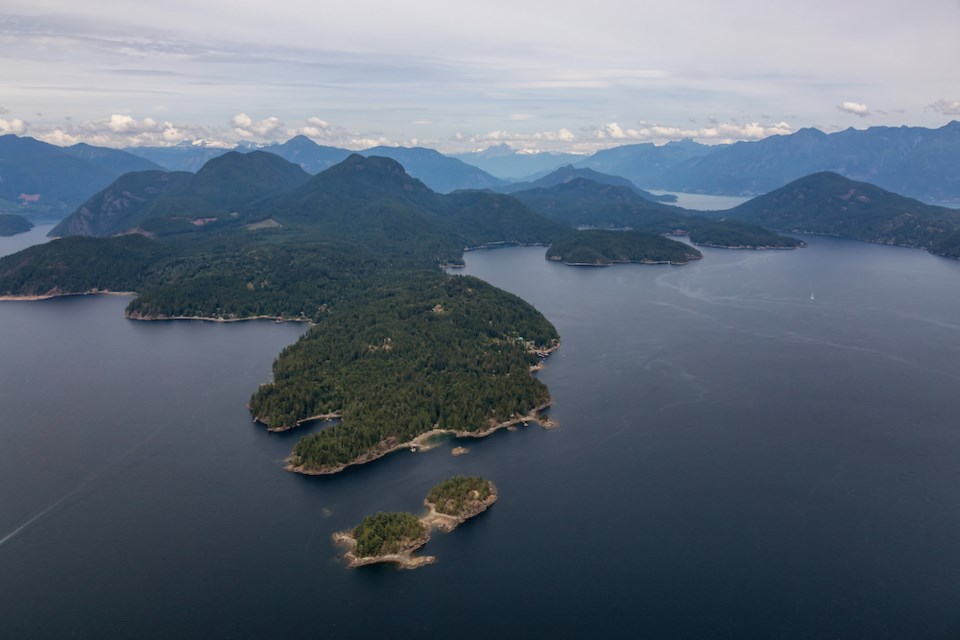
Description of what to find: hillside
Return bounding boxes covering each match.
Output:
[50,151,310,238]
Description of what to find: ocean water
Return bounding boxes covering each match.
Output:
[2,237,960,639]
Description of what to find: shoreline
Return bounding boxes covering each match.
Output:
[332,529,436,570]
[127,312,311,324]
[422,484,498,533]
[286,400,555,476]
[0,289,135,301]
[332,482,498,569]
[258,411,343,433]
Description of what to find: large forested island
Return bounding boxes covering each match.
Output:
[546,229,702,266]
[333,476,498,569]
[0,152,562,474]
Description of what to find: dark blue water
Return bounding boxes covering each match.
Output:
[2,237,960,639]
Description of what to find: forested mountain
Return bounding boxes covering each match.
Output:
[500,165,675,202]
[726,172,960,255]
[50,151,310,238]
[0,135,163,219]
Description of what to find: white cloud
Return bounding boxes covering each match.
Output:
[929,99,960,116]
[31,113,206,148]
[590,121,793,145]
[0,118,28,135]
[230,113,282,139]
[837,101,870,117]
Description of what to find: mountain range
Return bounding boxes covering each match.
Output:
[645,122,960,202]
[0,135,162,219]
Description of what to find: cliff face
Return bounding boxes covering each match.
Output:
[50,171,192,237]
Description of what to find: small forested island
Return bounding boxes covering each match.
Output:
[333,476,498,569]
[423,475,498,532]
[333,512,435,569]
[686,219,805,249]
[546,229,702,266]
[0,213,33,237]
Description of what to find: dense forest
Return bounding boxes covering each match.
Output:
[425,476,496,517]
[351,512,429,558]
[727,172,960,255]
[0,154,563,476]
[686,219,805,249]
[261,274,558,471]
[546,229,702,265]
[0,213,33,237]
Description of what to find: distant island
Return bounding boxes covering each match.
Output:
[546,229,702,266]
[0,214,33,237]
[333,476,498,569]
[686,219,806,249]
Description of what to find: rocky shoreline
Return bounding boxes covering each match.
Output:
[333,481,498,569]
[286,401,555,475]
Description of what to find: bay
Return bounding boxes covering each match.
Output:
[1,236,959,639]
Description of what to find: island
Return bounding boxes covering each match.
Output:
[0,213,34,237]
[422,476,498,532]
[333,511,435,569]
[686,219,806,249]
[546,229,702,266]
[333,476,498,569]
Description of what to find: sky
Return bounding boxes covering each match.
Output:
[1,0,959,153]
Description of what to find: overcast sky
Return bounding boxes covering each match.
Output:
[1,0,959,152]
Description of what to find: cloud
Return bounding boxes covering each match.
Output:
[32,113,207,147]
[230,113,283,139]
[837,101,870,117]
[593,121,793,144]
[0,118,28,135]
[929,99,960,115]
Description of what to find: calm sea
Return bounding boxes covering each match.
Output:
[2,235,960,639]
